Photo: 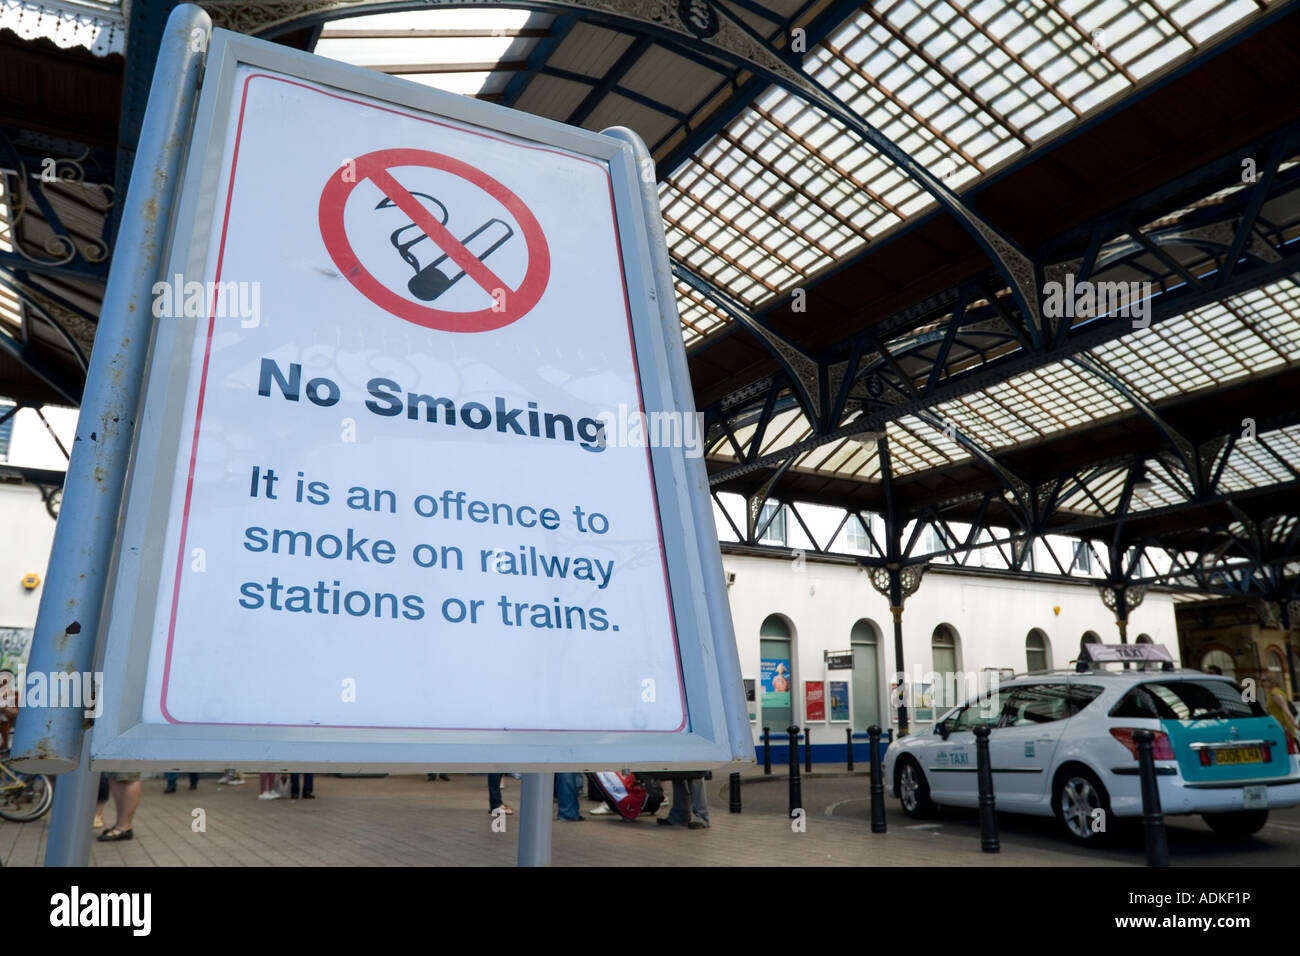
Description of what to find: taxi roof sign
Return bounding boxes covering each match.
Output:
[1076,642,1175,671]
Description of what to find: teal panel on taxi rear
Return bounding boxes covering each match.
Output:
[1163,717,1290,783]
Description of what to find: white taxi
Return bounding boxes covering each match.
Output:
[884,646,1300,844]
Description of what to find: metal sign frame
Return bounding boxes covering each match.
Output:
[91,27,749,773]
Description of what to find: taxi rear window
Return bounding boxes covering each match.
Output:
[1109,679,1264,720]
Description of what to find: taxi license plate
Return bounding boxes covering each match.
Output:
[1244,785,1268,809]
[1213,746,1263,765]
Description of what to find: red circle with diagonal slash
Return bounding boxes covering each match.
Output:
[318,148,550,333]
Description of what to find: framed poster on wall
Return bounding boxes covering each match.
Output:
[828,680,849,722]
[804,680,826,722]
[761,658,791,708]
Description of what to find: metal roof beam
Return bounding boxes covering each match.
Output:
[0,326,81,405]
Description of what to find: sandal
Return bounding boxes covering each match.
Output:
[97,827,133,842]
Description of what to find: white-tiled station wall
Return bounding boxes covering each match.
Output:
[722,550,1179,744]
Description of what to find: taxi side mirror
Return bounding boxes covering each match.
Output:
[936,720,951,740]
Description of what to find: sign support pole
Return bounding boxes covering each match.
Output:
[9,3,210,864]
[516,772,554,866]
[602,126,752,763]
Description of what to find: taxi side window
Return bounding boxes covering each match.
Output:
[952,688,1012,730]
[1110,686,1170,719]
[1067,684,1104,713]
[1003,684,1072,726]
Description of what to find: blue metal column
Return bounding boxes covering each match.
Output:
[9,3,211,867]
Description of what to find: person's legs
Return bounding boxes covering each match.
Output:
[110,779,142,830]
[688,777,710,827]
[662,778,691,825]
[258,772,277,795]
[164,772,178,793]
[94,773,109,828]
[302,773,314,797]
[555,770,582,820]
[188,773,199,789]
[290,773,300,798]
[487,773,503,811]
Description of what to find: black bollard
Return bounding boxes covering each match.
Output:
[845,728,854,772]
[1134,729,1169,867]
[974,725,999,852]
[787,724,802,819]
[729,772,742,813]
[804,726,813,773]
[867,725,886,833]
[762,726,772,775]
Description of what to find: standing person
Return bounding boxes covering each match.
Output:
[488,774,513,816]
[290,773,315,799]
[164,772,198,793]
[657,773,710,829]
[556,771,583,821]
[1262,675,1300,745]
[97,772,142,841]
[93,773,109,830]
[258,772,281,800]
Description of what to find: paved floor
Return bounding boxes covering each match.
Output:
[1,770,1113,867]
[9,768,1295,866]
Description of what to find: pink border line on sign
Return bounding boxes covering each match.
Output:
[158,72,689,734]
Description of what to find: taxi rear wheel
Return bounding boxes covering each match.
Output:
[1053,767,1113,846]
[1201,809,1268,837]
[896,757,936,818]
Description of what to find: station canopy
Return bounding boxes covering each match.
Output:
[2,0,1299,607]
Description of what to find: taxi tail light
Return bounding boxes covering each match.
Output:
[1109,727,1175,760]
[1289,735,1299,757]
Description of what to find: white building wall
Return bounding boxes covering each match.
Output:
[0,405,76,670]
[722,549,1179,746]
[0,483,58,630]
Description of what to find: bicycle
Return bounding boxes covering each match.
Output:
[0,753,54,822]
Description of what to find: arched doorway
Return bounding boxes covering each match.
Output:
[850,618,882,732]
[759,614,794,731]
[1080,630,1101,658]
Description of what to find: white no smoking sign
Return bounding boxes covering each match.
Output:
[95,32,747,771]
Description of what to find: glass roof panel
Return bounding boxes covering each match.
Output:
[663,0,1271,341]
[314,9,555,97]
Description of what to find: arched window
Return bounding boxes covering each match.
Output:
[759,614,793,730]
[850,619,881,732]
[931,624,960,711]
[1200,647,1235,680]
[1026,629,1050,674]
[1132,633,1154,669]
[1080,631,1101,655]
[1266,647,1287,694]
